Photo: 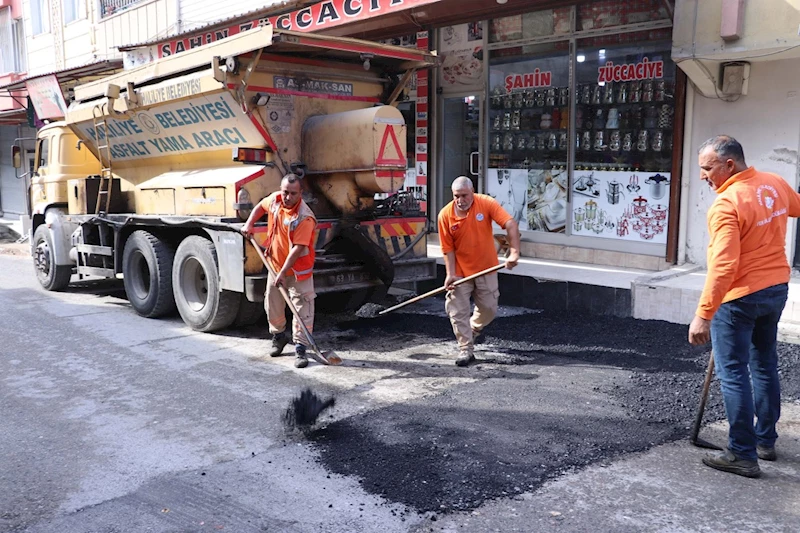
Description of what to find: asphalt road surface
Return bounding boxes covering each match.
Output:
[2,250,799,533]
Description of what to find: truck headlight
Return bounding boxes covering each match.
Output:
[234,187,253,221]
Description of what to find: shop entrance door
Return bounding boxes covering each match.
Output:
[438,94,483,215]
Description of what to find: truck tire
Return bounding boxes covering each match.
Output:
[173,236,238,332]
[234,296,265,327]
[33,225,72,291]
[122,230,176,318]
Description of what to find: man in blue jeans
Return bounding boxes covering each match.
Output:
[689,136,800,477]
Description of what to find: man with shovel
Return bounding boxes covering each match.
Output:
[438,176,520,367]
[242,174,317,369]
[689,135,800,477]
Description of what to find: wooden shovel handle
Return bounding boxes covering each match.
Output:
[379,262,507,316]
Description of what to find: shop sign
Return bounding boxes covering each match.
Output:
[25,75,68,120]
[597,58,663,83]
[504,69,553,92]
[158,0,439,58]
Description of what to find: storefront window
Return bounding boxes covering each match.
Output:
[578,0,671,31]
[572,42,675,243]
[489,8,571,43]
[487,50,569,233]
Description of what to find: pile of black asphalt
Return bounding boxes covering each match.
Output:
[309,307,800,515]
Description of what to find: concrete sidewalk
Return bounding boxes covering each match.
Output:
[414,401,800,533]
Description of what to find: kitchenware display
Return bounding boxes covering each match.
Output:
[603,82,615,104]
[574,207,585,224]
[540,112,552,129]
[637,130,649,152]
[511,110,521,130]
[593,109,606,130]
[606,108,620,129]
[512,91,524,108]
[617,82,628,104]
[619,110,630,129]
[558,132,568,151]
[516,134,528,151]
[546,88,556,106]
[639,226,655,240]
[617,218,629,236]
[609,130,621,151]
[547,132,558,150]
[503,133,514,151]
[559,87,569,106]
[492,114,502,130]
[537,133,547,151]
[629,80,641,103]
[646,174,670,200]
[585,200,597,220]
[633,107,643,128]
[581,84,591,105]
[658,104,673,129]
[581,131,592,151]
[573,219,583,232]
[644,106,658,129]
[651,204,668,221]
[627,174,640,192]
[503,93,513,109]
[632,196,648,215]
[502,112,511,130]
[594,130,606,151]
[491,134,502,151]
[593,223,605,234]
[535,89,546,107]
[642,80,654,102]
[651,130,664,151]
[606,180,625,205]
[655,220,666,234]
[491,87,504,107]
[655,80,666,102]
[527,135,539,151]
[592,84,602,104]
[597,209,607,225]
[666,132,673,151]
[584,219,593,231]
[523,90,535,107]
[622,132,633,151]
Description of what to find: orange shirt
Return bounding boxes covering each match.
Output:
[438,194,513,277]
[259,192,316,279]
[696,167,800,320]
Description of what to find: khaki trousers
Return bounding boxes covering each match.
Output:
[265,272,316,346]
[444,272,499,354]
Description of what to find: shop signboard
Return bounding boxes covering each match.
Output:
[438,22,484,91]
[25,75,68,120]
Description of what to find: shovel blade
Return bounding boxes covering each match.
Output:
[322,351,343,366]
[690,436,723,450]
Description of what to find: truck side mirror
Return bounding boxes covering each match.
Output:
[11,145,21,169]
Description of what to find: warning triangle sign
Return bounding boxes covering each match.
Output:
[376,125,405,166]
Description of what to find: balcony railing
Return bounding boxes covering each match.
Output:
[100,0,144,18]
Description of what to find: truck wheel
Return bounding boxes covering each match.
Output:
[33,225,72,291]
[122,230,176,318]
[234,296,265,327]
[173,236,238,332]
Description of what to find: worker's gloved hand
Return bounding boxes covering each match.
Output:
[444,275,460,291]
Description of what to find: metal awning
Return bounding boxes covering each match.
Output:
[0,108,27,125]
[0,59,125,92]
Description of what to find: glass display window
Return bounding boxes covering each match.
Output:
[488,50,570,234]
[572,41,675,244]
[488,8,571,43]
[578,0,671,31]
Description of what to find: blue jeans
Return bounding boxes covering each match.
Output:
[711,283,788,461]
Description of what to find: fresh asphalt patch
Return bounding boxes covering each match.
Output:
[310,309,800,514]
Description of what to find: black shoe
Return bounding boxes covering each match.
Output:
[757,445,777,461]
[455,351,475,367]
[472,328,485,345]
[294,344,309,369]
[270,333,289,357]
[702,449,761,478]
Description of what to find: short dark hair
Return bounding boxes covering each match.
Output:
[698,135,746,164]
[281,173,302,186]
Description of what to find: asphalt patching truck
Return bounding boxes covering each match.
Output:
[15,26,437,331]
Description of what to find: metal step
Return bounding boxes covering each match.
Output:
[77,266,115,278]
[76,244,113,256]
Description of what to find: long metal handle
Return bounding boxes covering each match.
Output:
[690,350,716,443]
[379,262,506,316]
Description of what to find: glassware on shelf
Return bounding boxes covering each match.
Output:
[655,80,666,102]
[581,84,591,105]
[513,91,524,108]
[605,108,619,129]
[609,130,621,151]
[617,82,628,104]
[516,134,528,151]
[535,89,546,107]
[603,82,615,104]
[511,110,521,130]
[581,131,592,151]
[558,87,569,106]
[651,130,664,151]
[503,133,515,151]
[502,112,511,130]
[642,80,654,102]
[491,133,502,151]
[637,129,649,152]
[592,84,602,104]
[523,90,535,107]
[546,88,556,106]
[630,81,642,103]
[594,130,606,151]
[622,132,633,151]
[547,132,558,150]
[492,114,502,130]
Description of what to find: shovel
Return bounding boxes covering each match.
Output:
[689,350,722,450]
[249,237,342,366]
[358,263,507,318]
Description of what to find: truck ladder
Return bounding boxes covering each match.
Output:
[91,104,114,216]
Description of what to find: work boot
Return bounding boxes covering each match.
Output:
[455,350,475,367]
[472,328,485,345]
[270,332,289,357]
[294,344,309,369]
[757,445,777,461]
[702,449,761,478]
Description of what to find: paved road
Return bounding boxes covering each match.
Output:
[1,251,799,533]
